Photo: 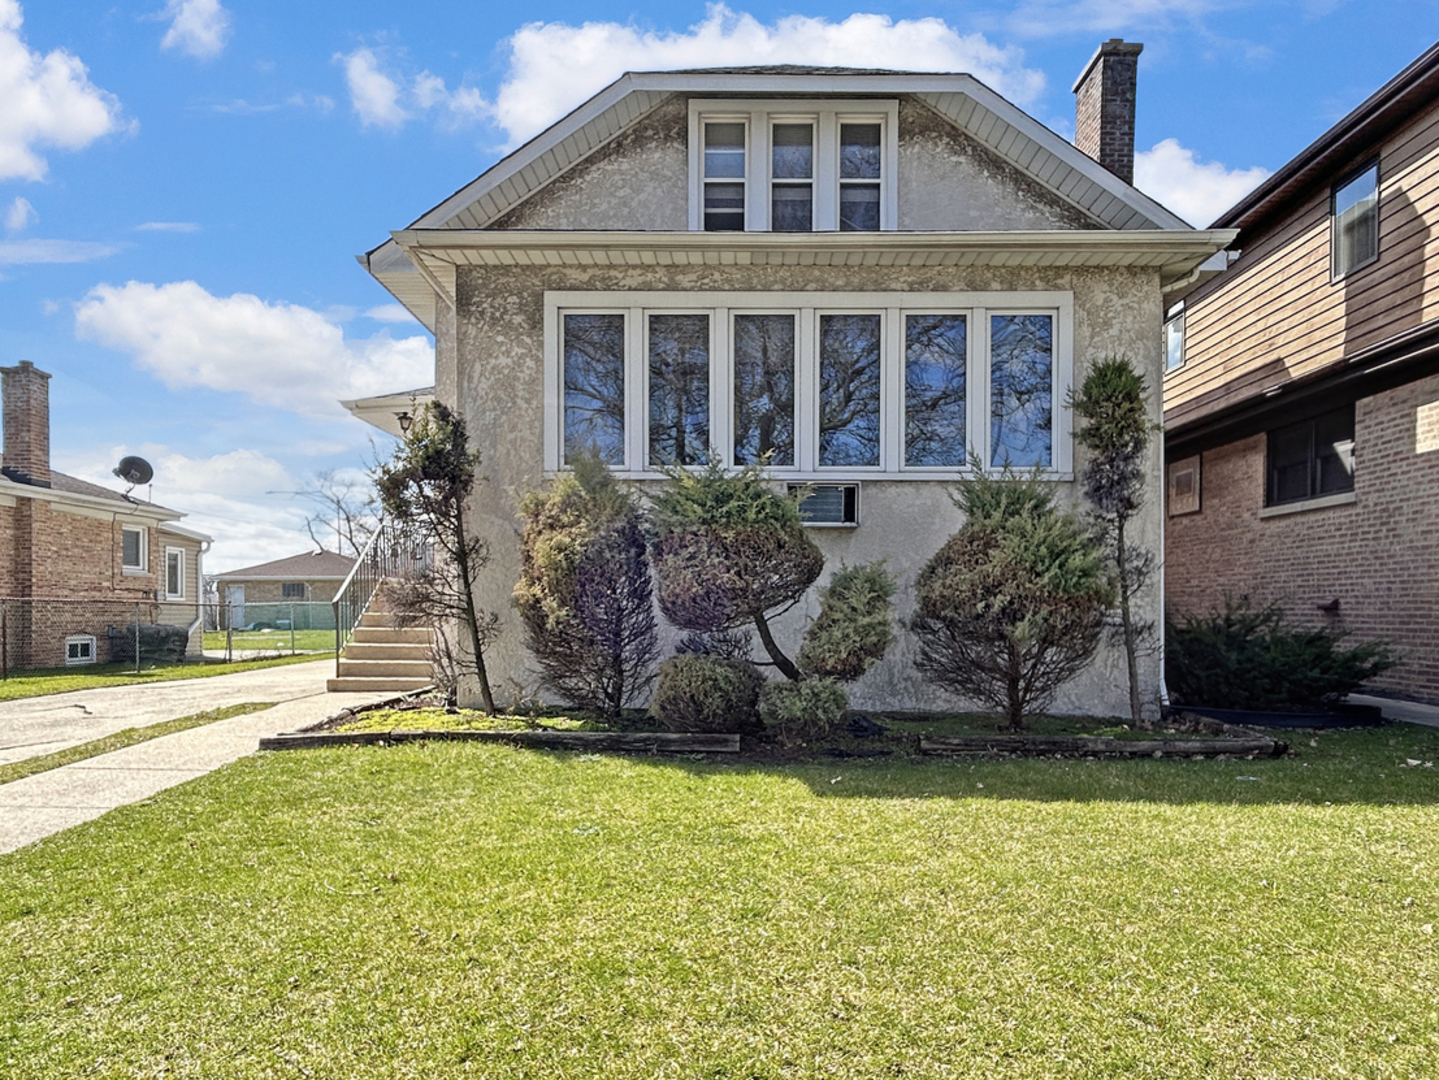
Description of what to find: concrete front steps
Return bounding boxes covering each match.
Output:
[326,609,435,694]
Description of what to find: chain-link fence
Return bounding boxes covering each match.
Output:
[0,597,203,676]
[203,601,337,660]
[0,598,341,675]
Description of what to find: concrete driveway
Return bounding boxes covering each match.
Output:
[0,659,393,854]
[0,659,344,766]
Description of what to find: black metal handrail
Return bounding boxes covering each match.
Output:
[332,517,432,672]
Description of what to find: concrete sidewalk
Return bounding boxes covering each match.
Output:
[1349,694,1439,729]
[0,691,379,855]
[0,659,343,766]
[0,660,393,855]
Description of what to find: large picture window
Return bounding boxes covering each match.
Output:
[546,291,1073,478]
[1266,405,1355,506]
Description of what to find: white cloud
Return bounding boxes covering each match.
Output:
[0,0,128,181]
[364,303,419,324]
[1134,138,1270,226]
[136,220,200,232]
[160,0,232,60]
[73,280,434,418]
[337,48,408,129]
[0,238,119,264]
[58,443,326,572]
[340,6,1042,147]
[5,194,35,231]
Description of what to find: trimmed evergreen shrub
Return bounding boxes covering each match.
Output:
[759,677,849,742]
[1166,597,1398,710]
[910,470,1112,729]
[514,455,658,717]
[649,463,823,681]
[797,561,896,682]
[648,654,763,734]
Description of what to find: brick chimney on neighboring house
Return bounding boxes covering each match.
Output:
[1,360,53,488]
[1073,39,1143,185]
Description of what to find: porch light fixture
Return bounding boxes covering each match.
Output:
[396,411,412,433]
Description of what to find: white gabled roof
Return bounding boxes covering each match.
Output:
[362,68,1195,331]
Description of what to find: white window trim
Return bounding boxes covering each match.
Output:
[121,525,148,574]
[546,290,1074,480]
[688,99,899,232]
[165,546,186,599]
[65,634,98,666]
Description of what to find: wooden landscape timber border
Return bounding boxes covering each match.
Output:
[259,729,742,753]
[920,734,1289,757]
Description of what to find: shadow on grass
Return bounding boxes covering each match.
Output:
[512,719,1439,808]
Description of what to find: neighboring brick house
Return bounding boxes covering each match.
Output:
[1164,42,1439,702]
[0,360,211,668]
[211,550,355,630]
[356,47,1233,716]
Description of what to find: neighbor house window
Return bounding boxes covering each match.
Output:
[545,291,1073,478]
[1266,405,1355,506]
[121,526,147,571]
[1165,303,1186,372]
[281,582,306,599]
[690,101,897,232]
[165,547,185,599]
[1332,163,1378,280]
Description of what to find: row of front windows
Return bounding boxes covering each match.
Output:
[547,292,1073,477]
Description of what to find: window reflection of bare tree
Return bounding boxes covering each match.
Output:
[734,314,796,465]
[990,314,1053,468]
[819,314,882,466]
[563,314,626,463]
[904,314,967,466]
[649,314,711,466]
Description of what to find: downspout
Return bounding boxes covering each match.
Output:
[186,539,212,640]
[1157,435,1170,711]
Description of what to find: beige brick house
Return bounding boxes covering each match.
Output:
[0,361,210,668]
[1164,41,1439,702]
[211,550,355,630]
[356,47,1233,715]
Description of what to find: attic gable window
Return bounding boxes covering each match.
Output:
[690,100,897,232]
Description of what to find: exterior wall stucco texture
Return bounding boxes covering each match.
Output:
[1166,372,1439,703]
[445,262,1166,718]
[492,97,1097,234]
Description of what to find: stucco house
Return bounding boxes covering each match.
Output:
[0,360,211,668]
[356,43,1233,716]
[210,550,356,630]
[1164,40,1439,703]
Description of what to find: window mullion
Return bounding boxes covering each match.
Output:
[796,308,816,472]
[971,308,989,472]
[748,112,766,232]
[712,308,731,467]
[815,109,838,231]
[628,307,645,471]
[884,306,903,472]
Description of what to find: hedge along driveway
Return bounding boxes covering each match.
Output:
[2,725,1437,1079]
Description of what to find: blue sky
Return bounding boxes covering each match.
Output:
[1,0,1435,571]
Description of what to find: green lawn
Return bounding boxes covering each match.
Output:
[0,653,334,703]
[203,628,337,653]
[2,726,1437,1078]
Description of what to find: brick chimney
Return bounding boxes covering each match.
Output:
[1073,39,1143,184]
[1,360,52,488]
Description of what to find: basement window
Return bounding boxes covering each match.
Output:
[791,483,859,526]
[65,635,97,666]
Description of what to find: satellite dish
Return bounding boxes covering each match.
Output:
[113,456,154,487]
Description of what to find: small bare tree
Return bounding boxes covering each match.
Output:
[374,402,499,714]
